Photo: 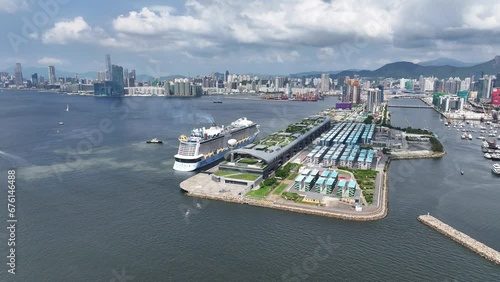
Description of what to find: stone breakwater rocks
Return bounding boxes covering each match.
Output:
[418,215,500,265]
[389,151,445,160]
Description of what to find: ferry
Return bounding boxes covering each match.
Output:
[146,138,163,144]
[173,117,260,171]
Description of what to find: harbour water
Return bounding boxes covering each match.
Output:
[0,91,499,281]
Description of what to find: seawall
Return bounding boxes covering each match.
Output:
[418,214,500,265]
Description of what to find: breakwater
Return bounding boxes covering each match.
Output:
[389,151,446,160]
[418,214,500,265]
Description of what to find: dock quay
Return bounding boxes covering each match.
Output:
[180,172,389,221]
[418,214,500,265]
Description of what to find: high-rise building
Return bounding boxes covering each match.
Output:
[320,73,330,92]
[367,88,382,113]
[275,76,285,91]
[31,73,38,87]
[224,70,229,82]
[97,71,106,82]
[111,64,124,95]
[128,70,136,87]
[48,66,56,84]
[342,77,360,104]
[15,63,23,86]
[123,68,129,87]
[105,54,112,81]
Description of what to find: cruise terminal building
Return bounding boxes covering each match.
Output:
[219,115,331,178]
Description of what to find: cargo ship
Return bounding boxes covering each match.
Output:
[173,118,260,171]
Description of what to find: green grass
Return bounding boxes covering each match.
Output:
[287,172,298,180]
[363,189,374,204]
[238,158,259,164]
[273,183,288,195]
[226,173,260,181]
[214,170,236,176]
[246,185,274,198]
[281,192,304,202]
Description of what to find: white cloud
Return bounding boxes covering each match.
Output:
[37,56,65,65]
[317,47,335,59]
[0,0,28,13]
[42,17,98,44]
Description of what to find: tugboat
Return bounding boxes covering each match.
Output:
[146,138,163,144]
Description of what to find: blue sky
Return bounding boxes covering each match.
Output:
[1,0,500,77]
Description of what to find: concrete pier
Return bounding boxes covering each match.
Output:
[418,214,500,265]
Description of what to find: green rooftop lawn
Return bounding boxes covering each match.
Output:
[238,158,259,164]
[226,173,260,181]
[214,170,236,176]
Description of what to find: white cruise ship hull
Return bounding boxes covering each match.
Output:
[173,136,257,172]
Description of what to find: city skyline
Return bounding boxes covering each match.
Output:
[1,0,500,76]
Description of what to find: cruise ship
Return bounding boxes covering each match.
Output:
[173,118,260,171]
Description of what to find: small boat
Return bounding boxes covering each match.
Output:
[484,153,492,159]
[460,171,464,175]
[146,138,163,144]
[65,104,69,111]
[468,134,472,140]
[185,210,190,217]
[196,203,202,209]
[477,136,485,140]
[461,133,467,139]
[492,164,500,175]
[213,100,223,103]
[490,153,500,161]
[59,121,64,125]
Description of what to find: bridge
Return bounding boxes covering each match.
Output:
[387,104,433,108]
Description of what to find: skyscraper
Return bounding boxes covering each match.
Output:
[275,76,285,91]
[129,69,136,87]
[15,63,23,86]
[224,70,229,82]
[97,71,105,82]
[320,73,330,92]
[105,54,112,81]
[48,66,56,84]
[31,73,38,87]
[123,68,129,87]
[111,64,124,95]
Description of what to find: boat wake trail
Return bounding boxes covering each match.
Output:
[0,150,31,168]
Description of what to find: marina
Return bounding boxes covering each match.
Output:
[418,214,500,265]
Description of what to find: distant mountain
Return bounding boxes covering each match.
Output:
[329,55,500,79]
[418,57,479,67]
[290,69,360,78]
[137,74,186,82]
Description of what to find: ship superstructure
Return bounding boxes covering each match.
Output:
[173,117,259,171]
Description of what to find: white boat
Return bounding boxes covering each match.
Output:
[65,104,69,111]
[492,164,500,175]
[468,134,472,140]
[146,138,163,144]
[477,136,485,140]
[484,153,492,159]
[59,121,64,125]
[461,133,467,139]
